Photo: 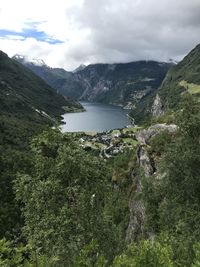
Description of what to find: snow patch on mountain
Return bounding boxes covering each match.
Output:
[13,54,47,67]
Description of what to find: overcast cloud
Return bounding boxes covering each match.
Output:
[0,0,200,70]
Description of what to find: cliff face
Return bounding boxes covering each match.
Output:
[69,61,172,109]
[125,123,177,243]
[126,145,154,243]
[151,94,164,117]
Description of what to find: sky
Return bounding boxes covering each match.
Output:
[0,0,200,71]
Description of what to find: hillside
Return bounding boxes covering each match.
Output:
[157,43,200,109]
[1,51,83,122]
[12,55,72,95]
[0,51,83,147]
[129,44,200,124]
[13,56,173,109]
[68,61,173,107]
[0,50,85,239]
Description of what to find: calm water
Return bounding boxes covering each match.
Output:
[61,102,130,132]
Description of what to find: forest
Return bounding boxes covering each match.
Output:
[0,93,200,267]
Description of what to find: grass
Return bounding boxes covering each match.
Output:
[122,126,143,134]
[179,80,200,95]
[111,130,121,136]
[122,138,138,146]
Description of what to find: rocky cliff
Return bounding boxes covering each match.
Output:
[66,61,173,109]
[125,123,177,243]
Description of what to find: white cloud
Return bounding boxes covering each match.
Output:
[0,0,200,70]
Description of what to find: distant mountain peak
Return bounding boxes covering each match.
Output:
[28,58,46,67]
[168,58,178,64]
[73,64,86,73]
[13,54,25,60]
[13,54,47,67]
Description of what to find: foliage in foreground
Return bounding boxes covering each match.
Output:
[1,95,200,266]
[143,95,200,266]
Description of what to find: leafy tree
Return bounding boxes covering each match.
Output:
[0,238,28,267]
[112,239,174,267]
[158,95,200,236]
[143,95,200,266]
[72,240,107,267]
[14,129,111,265]
[193,243,200,267]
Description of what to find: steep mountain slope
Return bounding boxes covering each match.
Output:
[73,64,86,73]
[130,44,200,123]
[1,51,81,123]
[13,56,173,109]
[157,43,200,109]
[0,51,84,148]
[12,55,72,96]
[66,61,172,108]
[0,51,81,237]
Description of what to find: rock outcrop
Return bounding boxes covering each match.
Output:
[125,145,154,243]
[151,94,164,117]
[136,123,177,145]
[125,123,177,243]
[126,145,155,244]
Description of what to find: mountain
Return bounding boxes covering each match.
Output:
[73,64,86,73]
[0,51,83,145]
[156,43,200,109]
[13,56,173,109]
[67,61,173,108]
[12,55,72,96]
[129,44,200,123]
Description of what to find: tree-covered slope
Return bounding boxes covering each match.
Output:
[157,43,200,109]
[130,43,200,124]
[0,51,81,123]
[58,61,173,109]
[0,50,78,239]
[12,55,72,96]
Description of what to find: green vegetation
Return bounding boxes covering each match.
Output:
[0,50,81,238]
[157,44,200,110]
[130,44,200,124]
[1,93,200,266]
[112,238,174,267]
[122,138,138,146]
[142,95,200,266]
[14,130,111,265]
[16,57,172,108]
[0,51,73,122]
[179,80,200,95]
[1,45,200,266]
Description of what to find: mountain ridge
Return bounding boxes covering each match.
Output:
[0,51,82,129]
[13,55,173,110]
[157,43,200,109]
